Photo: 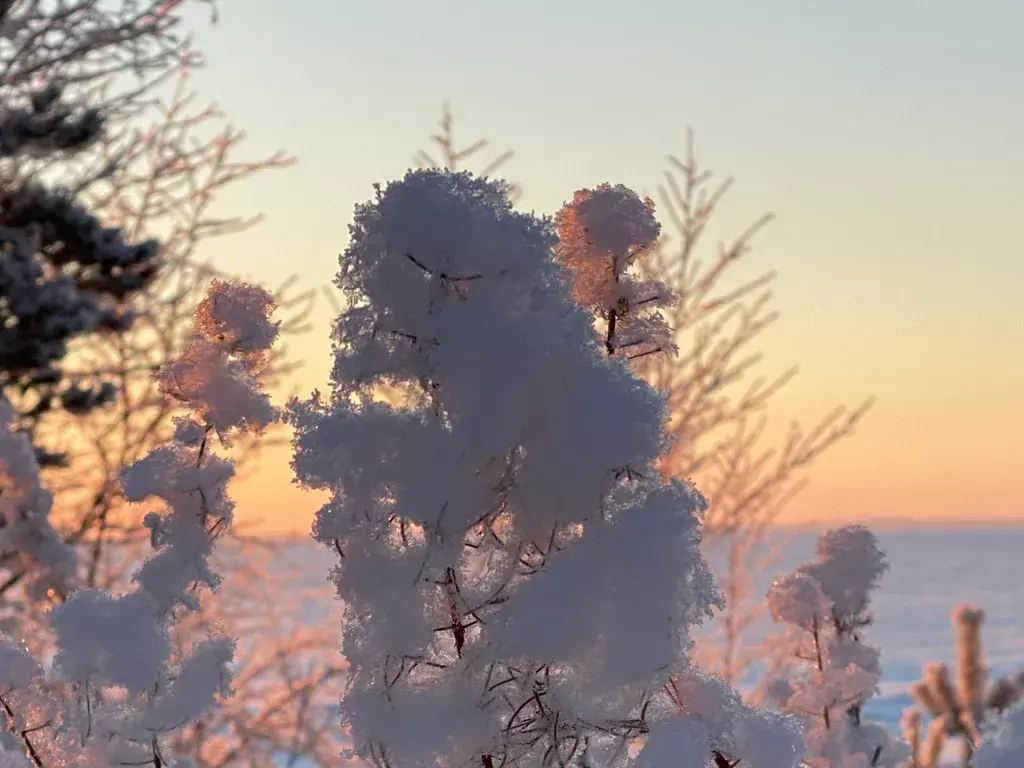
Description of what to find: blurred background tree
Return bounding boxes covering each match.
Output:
[637,131,874,686]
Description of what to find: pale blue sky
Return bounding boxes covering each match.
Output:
[183,0,1023,341]
[176,1,1024,527]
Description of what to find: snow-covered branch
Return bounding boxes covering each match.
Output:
[0,278,280,766]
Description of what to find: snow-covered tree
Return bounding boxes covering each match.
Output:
[289,168,803,768]
[51,74,344,765]
[760,525,905,767]
[0,1,355,760]
[0,278,280,767]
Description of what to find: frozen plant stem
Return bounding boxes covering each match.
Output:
[903,605,1024,767]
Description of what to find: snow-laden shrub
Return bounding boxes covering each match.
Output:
[289,169,804,768]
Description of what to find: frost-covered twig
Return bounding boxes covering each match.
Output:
[901,605,1024,767]
[39,64,300,564]
[414,103,520,202]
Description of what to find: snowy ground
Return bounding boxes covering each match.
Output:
[273,526,1024,759]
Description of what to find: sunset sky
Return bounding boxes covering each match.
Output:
[178,1,1022,533]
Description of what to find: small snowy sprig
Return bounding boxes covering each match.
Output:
[0,279,279,767]
[555,184,674,362]
[762,525,905,768]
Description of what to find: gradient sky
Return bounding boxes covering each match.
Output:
[177,1,1022,533]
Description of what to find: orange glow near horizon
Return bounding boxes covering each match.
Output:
[191,2,1023,535]
[229,337,1024,535]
